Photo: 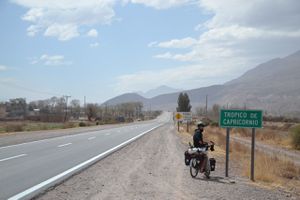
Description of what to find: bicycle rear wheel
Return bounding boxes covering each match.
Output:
[204,158,211,179]
[190,158,199,178]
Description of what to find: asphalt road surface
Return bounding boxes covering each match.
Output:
[0,113,169,200]
[35,119,297,200]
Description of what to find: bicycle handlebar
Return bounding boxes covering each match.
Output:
[189,141,215,151]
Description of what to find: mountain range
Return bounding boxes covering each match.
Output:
[137,85,181,98]
[104,50,300,116]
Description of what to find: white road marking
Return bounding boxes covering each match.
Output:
[0,154,27,162]
[57,143,72,148]
[105,133,111,136]
[0,124,153,150]
[8,124,163,200]
[88,137,96,140]
[0,125,132,150]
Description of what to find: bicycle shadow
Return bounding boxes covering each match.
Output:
[194,176,235,185]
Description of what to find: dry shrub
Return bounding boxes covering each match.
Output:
[63,122,77,129]
[5,123,24,132]
[40,124,51,130]
[290,125,300,150]
[256,129,277,142]
[232,141,249,155]
[233,128,251,137]
[281,123,294,131]
[249,154,277,183]
[242,152,300,183]
[257,128,292,149]
[79,122,87,127]
[234,126,290,148]
[278,159,299,179]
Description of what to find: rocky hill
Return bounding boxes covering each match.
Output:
[104,50,300,116]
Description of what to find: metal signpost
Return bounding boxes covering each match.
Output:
[175,112,183,131]
[219,109,262,181]
[175,112,192,132]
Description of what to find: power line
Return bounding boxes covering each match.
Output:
[0,80,63,96]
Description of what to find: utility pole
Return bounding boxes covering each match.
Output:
[149,104,152,119]
[64,95,71,122]
[105,103,108,121]
[205,95,208,117]
[84,96,86,117]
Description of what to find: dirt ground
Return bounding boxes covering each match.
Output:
[35,122,297,200]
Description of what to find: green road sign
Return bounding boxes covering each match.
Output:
[220,109,263,128]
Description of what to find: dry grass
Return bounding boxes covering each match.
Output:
[0,121,80,133]
[264,121,295,131]
[231,125,293,149]
[180,126,300,195]
[242,153,300,193]
[180,127,300,194]
[290,125,300,150]
[179,124,300,194]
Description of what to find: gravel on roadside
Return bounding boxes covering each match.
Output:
[34,122,297,200]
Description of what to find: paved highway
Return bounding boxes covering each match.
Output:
[0,114,169,200]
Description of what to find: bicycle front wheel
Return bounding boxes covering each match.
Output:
[190,158,199,178]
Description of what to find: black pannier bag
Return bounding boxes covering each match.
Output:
[184,150,191,166]
[209,158,216,171]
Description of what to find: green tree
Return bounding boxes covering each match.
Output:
[70,99,81,119]
[86,103,98,121]
[176,92,192,112]
[6,98,27,118]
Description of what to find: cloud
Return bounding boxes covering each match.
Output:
[12,0,193,41]
[154,51,202,62]
[152,0,300,75]
[147,41,158,47]
[155,50,204,62]
[31,54,72,66]
[0,65,8,71]
[157,37,198,48]
[133,1,300,93]
[127,0,191,9]
[87,29,98,37]
[154,52,172,59]
[26,25,41,36]
[12,0,116,41]
[90,42,99,48]
[115,63,242,93]
[199,0,300,31]
[44,23,79,41]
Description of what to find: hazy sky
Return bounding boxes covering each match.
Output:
[1,0,300,103]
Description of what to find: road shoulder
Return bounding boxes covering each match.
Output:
[35,123,297,200]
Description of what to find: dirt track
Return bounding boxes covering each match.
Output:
[36,122,297,200]
[231,135,300,166]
